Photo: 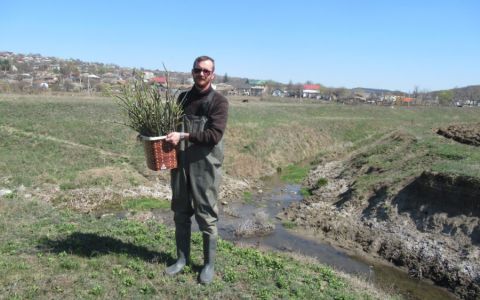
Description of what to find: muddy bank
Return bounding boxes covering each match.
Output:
[437,123,480,147]
[281,161,480,299]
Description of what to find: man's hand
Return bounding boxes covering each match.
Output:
[166,132,188,146]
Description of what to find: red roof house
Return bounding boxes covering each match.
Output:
[303,84,321,90]
[151,76,167,84]
[302,84,321,98]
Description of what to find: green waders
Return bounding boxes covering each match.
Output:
[166,91,223,284]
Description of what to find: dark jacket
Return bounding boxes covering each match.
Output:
[178,86,228,146]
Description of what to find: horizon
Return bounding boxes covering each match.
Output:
[2,1,479,93]
[2,50,427,93]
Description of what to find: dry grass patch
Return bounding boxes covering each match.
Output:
[74,166,148,188]
[225,123,334,178]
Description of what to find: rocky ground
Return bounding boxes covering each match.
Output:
[280,158,480,299]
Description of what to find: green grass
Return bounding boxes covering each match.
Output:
[243,191,253,204]
[316,178,328,188]
[1,94,479,189]
[282,220,298,229]
[344,128,480,196]
[227,98,480,179]
[0,195,388,299]
[0,95,145,188]
[299,187,312,197]
[280,164,311,184]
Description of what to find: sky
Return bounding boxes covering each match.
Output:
[1,0,479,92]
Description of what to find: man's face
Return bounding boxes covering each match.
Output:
[192,60,215,90]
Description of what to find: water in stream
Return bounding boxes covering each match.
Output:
[122,177,457,299]
[214,179,457,300]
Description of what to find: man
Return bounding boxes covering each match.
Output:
[165,56,228,284]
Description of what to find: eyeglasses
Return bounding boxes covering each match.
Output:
[192,68,213,76]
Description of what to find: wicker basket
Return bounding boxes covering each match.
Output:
[140,135,177,170]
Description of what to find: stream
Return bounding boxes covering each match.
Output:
[116,175,458,299]
[198,176,456,299]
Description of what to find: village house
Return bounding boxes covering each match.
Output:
[213,82,235,95]
[232,81,252,96]
[246,80,266,96]
[150,76,166,86]
[302,84,321,98]
[353,91,370,103]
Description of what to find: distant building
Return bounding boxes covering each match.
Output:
[272,89,286,97]
[213,83,235,95]
[143,71,155,81]
[150,76,167,85]
[302,84,321,98]
[248,80,266,96]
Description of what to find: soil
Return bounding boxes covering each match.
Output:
[437,123,480,146]
[280,159,480,299]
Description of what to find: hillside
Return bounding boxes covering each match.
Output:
[2,51,479,106]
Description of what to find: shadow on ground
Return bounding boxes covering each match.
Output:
[37,232,173,264]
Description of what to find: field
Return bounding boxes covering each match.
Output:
[1,94,478,189]
[1,93,479,298]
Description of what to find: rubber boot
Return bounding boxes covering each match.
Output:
[199,234,217,284]
[165,226,190,276]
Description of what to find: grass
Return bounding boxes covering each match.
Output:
[299,187,312,197]
[0,194,390,299]
[220,98,480,179]
[316,178,328,188]
[280,164,311,184]
[1,93,479,298]
[243,191,253,204]
[282,220,298,229]
[0,95,143,189]
[344,128,480,197]
[1,94,479,189]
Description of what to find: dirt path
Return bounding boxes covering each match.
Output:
[0,125,129,158]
